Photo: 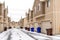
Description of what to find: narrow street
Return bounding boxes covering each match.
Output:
[0,0,60,40]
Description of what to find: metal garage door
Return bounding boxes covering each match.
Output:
[41,21,52,34]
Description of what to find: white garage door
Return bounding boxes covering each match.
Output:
[41,21,52,34]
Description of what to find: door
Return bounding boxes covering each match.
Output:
[41,21,52,35]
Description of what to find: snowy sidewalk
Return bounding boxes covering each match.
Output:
[22,29,60,40]
[0,29,11,40]
[21,29,50,40]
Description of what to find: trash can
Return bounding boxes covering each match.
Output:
[27,27,30,31]
[46,28,52,35]
[31,27,34,32]
[37,27,41,33]
[25,27,27,30]
[9,27,11,29]
[20,27,23,29]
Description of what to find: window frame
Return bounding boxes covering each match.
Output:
[47,0,50,8]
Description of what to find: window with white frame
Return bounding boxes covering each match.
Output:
[37,4,39,11]
[39,3,41,11]
[37,5,39,11]
[47,0,50,7]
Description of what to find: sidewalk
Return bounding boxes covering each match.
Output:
[0,29,11,40]
[22,29,60,40]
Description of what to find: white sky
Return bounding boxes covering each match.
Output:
[0,0,34,22]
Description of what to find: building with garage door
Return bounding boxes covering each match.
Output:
[23,17,28,28]
[19,17,24,29]
[4,7,9,30]
[7,17,11,29]
[0,2,10,32]
[10,21,18,28]
[32,0,45,32]
[26,9,34,29]
[0,2,5,32]
[0,2,8,32]
[32,0,60,35]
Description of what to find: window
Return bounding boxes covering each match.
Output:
[39,3,41,11]
[37,5,39,11]
[27,14,29,20]
[4,9,6,18]
[31,11,33,18]
[0,4,2,15]
[47,0,50,7]
[37,3,41,11]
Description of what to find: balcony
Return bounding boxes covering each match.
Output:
[40,0,47,2]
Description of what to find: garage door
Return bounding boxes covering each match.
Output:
[41,21,52,34]
[0,23,4,32]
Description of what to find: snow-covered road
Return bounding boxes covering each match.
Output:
[0,28,35,40]
[10,29,35,40]
[0,28,60,40]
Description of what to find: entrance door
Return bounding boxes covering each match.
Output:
[41,21,52,35]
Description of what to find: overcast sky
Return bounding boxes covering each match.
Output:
[0,0,34,22]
